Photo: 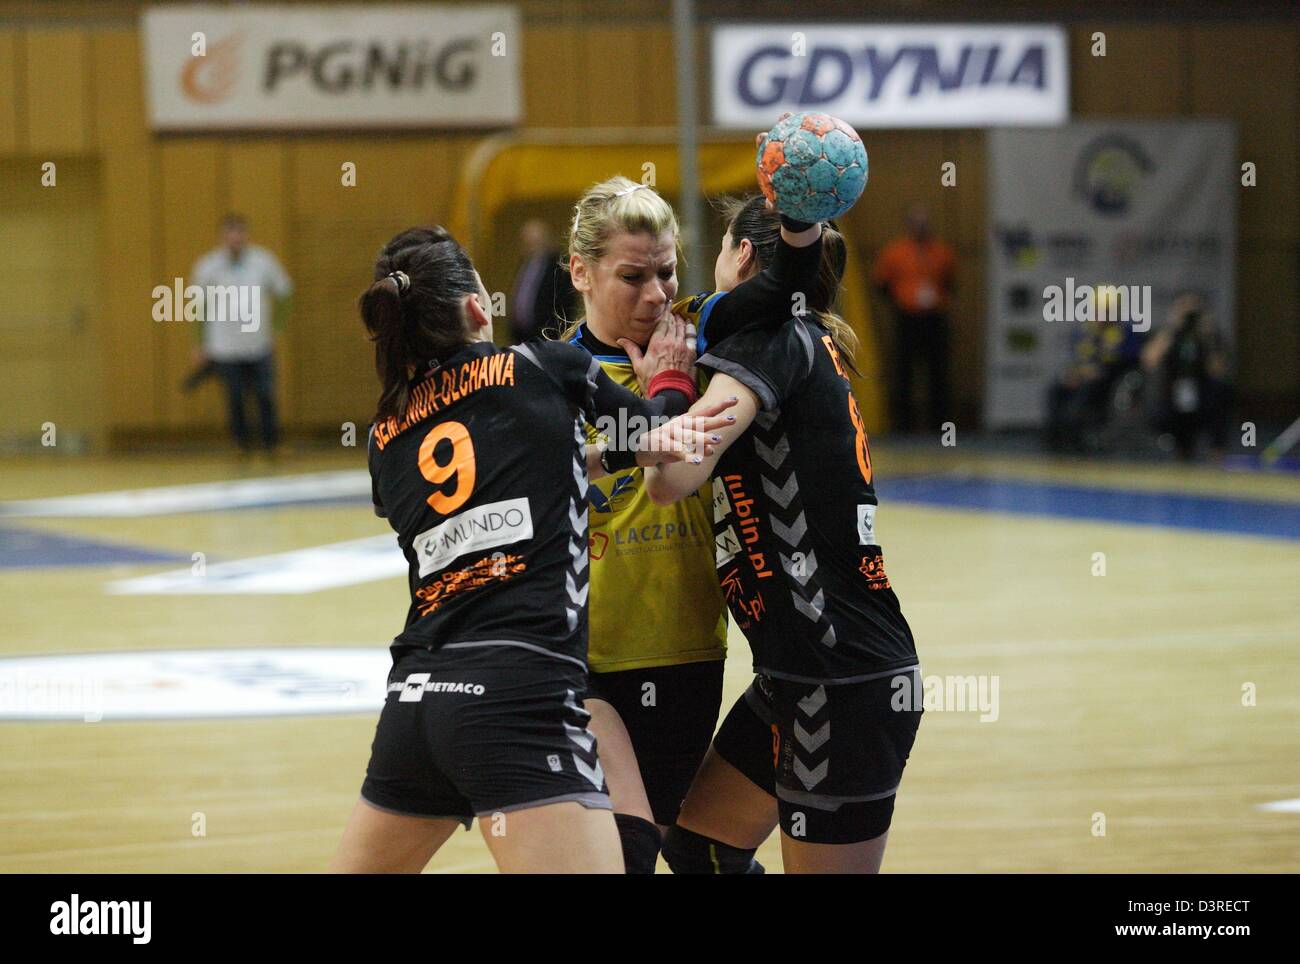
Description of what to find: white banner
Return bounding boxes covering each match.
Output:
[142,4,521,130]
[984,121,1237,428]
[711,23,1068,128]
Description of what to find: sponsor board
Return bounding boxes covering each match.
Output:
[143,4,521,130]
[713,23,1068,128]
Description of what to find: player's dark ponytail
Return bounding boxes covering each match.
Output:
[716,194,860,375]
[360,226,480,423]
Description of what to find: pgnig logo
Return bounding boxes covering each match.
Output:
[1073,135,1154,217]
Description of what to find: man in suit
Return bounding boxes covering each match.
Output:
[509,219,575,343]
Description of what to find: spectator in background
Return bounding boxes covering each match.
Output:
[509,219,575,343]
[192,214,293,454]
[1141,293,1232,460]
[1044,316,1129,453]
[872,203,956,433]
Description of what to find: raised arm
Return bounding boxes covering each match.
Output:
[696,221,824,352]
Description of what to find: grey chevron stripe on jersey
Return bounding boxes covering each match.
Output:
[565,417,589,634]
[762,472,799,508]
[753,434,791,469]
[793,756,829,789]
[794,718,830,753]
[564,690,604,790]
[569,500,586,532]
[571,542,589,573]
[791,588,826,622]
[769,510,808,547]
[565,571,589,608]
[779,549,819,586]
[798,685,828,717]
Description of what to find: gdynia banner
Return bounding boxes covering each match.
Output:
[711,23,1068,128]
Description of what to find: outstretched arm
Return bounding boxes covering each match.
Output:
[644,374,760,505]
[585,368,737,481]
[696,220,824,352]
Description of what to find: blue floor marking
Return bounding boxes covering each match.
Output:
[0,527,190,570]
[876,475,1300,541]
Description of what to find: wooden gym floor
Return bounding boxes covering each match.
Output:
[1,444,1296,872]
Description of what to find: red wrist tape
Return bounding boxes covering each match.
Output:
[647,369,699,404]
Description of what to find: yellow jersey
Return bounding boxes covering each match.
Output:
[569,312,727,673]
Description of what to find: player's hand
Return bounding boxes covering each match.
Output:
[192,348,208,366]
[635,396,739,467]
[621,312,696,392]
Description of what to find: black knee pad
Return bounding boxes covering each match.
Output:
[614,813,662,874]
[663,825,764,875]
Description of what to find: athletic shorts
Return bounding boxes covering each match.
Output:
[360,644,611,825]
[712,667,922,844]
[583,659,725,825]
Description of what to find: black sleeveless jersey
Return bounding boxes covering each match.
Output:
[368,340,602,669]
[368,339,690,669]
[698,317,918,684]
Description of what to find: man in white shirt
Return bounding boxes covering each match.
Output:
[191,214,293,453]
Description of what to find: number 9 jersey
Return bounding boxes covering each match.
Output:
[368,340,605,671]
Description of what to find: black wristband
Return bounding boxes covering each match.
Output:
[600,445,639,474]
[780,213,816,233]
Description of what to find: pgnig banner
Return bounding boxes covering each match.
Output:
[711,24,1068,128]
[984,121,1237,429]
[142,4,521,130]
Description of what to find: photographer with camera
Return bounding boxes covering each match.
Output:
[1141,293,1232,461]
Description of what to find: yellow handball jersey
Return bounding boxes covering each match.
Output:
[569,299,728,673]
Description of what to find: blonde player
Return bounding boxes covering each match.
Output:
[563,164,826,872]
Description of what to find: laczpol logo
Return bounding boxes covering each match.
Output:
[414,498,533,576]
[144,5,521,129]
[712,24,1068,128]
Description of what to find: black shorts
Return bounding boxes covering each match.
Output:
[712,667,922,844]
[583,659,725,825]
[360,644,611,825]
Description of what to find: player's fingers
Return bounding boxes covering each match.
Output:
[617,338,643,366]
[691,395,740,418]
[687,414,733,433]
[658,442,705,465]
[653,432,704,464]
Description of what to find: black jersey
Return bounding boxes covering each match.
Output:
[369,340,601,669]
[698,317,918,684]
[368,339,688,669]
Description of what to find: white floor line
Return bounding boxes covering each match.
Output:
[105,535,403,594]
[0,470,370,518]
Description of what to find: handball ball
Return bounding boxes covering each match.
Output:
[756,112,868,222]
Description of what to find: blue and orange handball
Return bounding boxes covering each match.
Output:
[756,112,869,222]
